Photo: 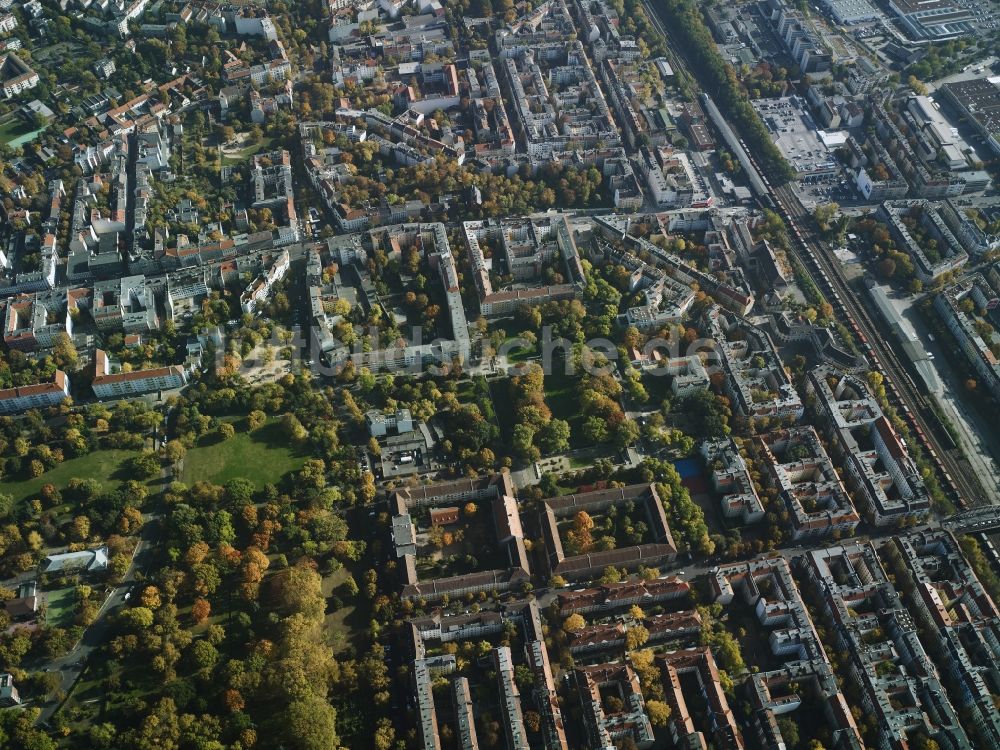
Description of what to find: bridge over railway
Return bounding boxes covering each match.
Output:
[944,506,1000,534]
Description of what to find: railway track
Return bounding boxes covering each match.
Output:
[771,182,988,511]
[639,0,988,511]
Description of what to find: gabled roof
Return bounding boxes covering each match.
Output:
[43,545,108,572]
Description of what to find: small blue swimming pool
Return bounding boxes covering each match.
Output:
[673,458,702,479]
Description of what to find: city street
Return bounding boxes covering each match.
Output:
[873,282,1000,504]
[30,511,160,724]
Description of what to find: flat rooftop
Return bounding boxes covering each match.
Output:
[752,97,837,176]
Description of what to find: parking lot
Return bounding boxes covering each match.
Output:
[795,172,859,209]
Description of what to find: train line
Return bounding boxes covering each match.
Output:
[769,181,988,511]
[639,0,988,512]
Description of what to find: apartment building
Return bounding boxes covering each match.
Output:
[879,201,968,283]
[711,312,804,426]
[756,427,860,541]
[701,438,764,525]
[748,661,862,750]
[408,601,566,750]
[872,107,970,198]
[569,610,702,654]
[135,125,171,171]
[0,229,58,296]
[0,673,20,707]
[657,646,745,750]
[575,662,654,749]
[891,530,1000,748]
[712,557,862,750]
[451,677,478,750]
[602,241,696,330]
[594,215,755,316]
[853,136,911,201]
[805,543,971,750]
[240,249,290,314]
[558,576,690,615]
[935,277,1000,401]
[462,214,585,317]
[807,366,930,525]
[3,292,70,351]
[0,370,70,415]
[91,348,187,399]
[494,646,529,750]
[0,53,39,98]
[501,35,619,159]
[540,483,678,580]
[388,473,531,602]
[92,275,159,333]
[939,199,1000,256]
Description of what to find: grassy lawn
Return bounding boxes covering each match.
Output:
[220,136,276,166]
[456,379,476,401]
[322,567,368,655]
[490,319,540,363]
[543,368,594,449]
[0,115,43,147]
[543,369,577,420]
[0,449,139,504]
[180,419,306,487]
[505,345,536,364]
[488,379,516,445]
[57,667,105,730]
[490,318,526,338]
[44,586,77,628]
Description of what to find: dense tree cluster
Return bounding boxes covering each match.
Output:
[852,216,924,292]
[314,136,610,219]
[0,402,168,577]
[906,38,978,82]
[27,372,408,747]
[508,364,571,461]
[653,0,794,183]
[573,363,640,450]
[620,457,715,555]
